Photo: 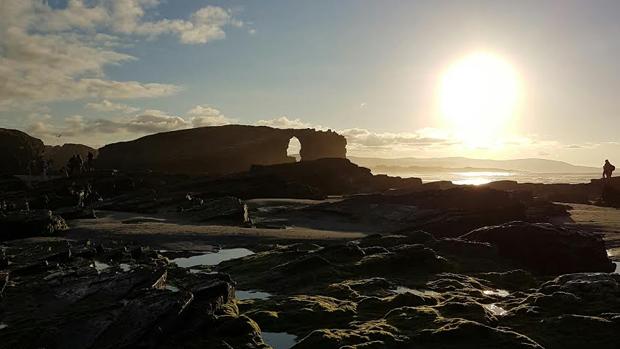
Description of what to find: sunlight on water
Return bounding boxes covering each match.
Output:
[262,332,297,349]
[373,169,599,185]
[171,248,254,268]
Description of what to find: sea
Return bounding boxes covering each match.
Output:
[372,170,601,185]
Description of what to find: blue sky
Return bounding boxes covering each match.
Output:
[1,0,619,165]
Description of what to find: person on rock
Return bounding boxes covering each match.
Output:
[87,152,95,172]
[603,159,615,179]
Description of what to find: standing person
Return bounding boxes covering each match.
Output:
[87,152,94,172]
[76,154,84,174]
[603,159,615,179]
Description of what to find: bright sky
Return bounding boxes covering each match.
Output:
[1,0,618,166]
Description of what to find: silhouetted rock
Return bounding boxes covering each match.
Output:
[96,125,347,175]
[461,221,614,274]
[250,158,423,195]
[0,128,45,175]
[44,143,97,171]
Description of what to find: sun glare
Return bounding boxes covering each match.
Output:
[440,52,519,147]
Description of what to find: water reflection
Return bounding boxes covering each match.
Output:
[236,290,272,300]
[171,248,254,268]
[262,332,297,349]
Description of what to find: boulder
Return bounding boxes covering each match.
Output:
[461,221,614,274]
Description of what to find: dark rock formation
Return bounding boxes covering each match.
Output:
[461,221,614,274]
[0,239,269,349]
[0,210,68,241]
[96,125,347,175]
[44,143,97,170]
[225,234,620,349]
[178,196,250,224]
[0,128,45,175]
[249,158,422,195]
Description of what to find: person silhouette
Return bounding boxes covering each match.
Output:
[603,159,615,179]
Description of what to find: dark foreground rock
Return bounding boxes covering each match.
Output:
[294,187,568,236]
[0,210,68,241]
[0,239,269,349]
[0,128,45,175]
[215,227,617,349]
[462,221,614,274]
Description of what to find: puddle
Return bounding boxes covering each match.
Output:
[0,323,7,330]
[171,248,254,268]
[393,286,441,298]
[236,290,272,300]
[482,289,510,297]
[483,303,508,316]
[92,261,111,273]
[614,262,619,274]
[262,332,297,349]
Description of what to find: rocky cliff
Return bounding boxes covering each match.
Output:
[96,125,347,174]
[0,128,45,175]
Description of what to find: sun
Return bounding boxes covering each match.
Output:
[440,52,519,147]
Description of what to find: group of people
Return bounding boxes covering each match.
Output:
[64,152,95,177]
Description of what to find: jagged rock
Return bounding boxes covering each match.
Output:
[0,240,268,349]
[415,319,543,348]
[0,128,45,175]
[0,210,68,240]
[461,221,614,274]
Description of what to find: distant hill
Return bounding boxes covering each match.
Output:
[348,156,599,174]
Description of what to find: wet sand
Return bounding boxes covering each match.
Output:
[67,209,365,251]
[565,203,620,260]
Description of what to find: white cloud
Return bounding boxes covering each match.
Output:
[0,1,241,109]
[86,100,141,113]
[26,104,234,144]
[187,105,234,127]
[256,116,322,129]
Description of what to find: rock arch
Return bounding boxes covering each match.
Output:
[96,125,347,175]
